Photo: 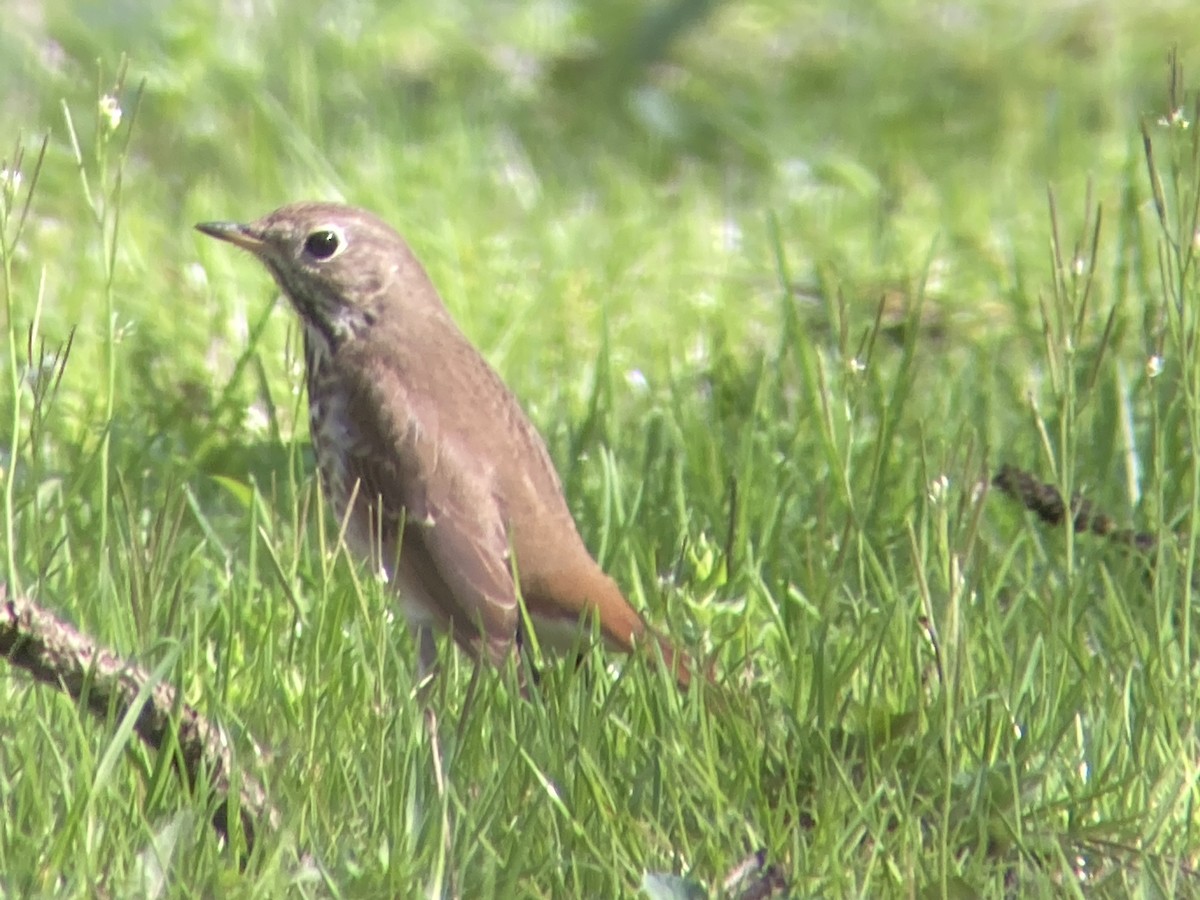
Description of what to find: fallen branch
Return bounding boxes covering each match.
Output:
[0,584,278,855]
[993,464,1157,552]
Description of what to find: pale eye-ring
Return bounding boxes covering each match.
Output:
[303,226,345,261]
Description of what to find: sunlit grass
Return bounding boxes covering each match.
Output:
[1,2,1199,896]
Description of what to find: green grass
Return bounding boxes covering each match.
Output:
[3,0,1200,896]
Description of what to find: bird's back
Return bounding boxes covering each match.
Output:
[347,305,646,653]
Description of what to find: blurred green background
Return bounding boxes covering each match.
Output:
[3,0,1196,532]
[4,0,1200,896]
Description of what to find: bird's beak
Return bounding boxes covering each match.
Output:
[195,221,267,254]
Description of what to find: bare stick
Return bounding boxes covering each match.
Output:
[0,584,278,855]
[993,464,1158,553]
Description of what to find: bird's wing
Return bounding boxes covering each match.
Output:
[335,344,519,663]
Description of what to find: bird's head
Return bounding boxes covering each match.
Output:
[197,202,427,348]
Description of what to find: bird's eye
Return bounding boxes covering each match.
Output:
[303,228,343,260]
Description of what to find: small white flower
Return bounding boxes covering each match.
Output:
[624,368,648,391]
[1158,108,1190,130]
[99,94,122,132]
[970,476,988,505]
[1147,355,1164,378]
[183,262,208,291]
[848,356,866,375]
[718,217,742,252]
[927,474,950,504]
[244,401,269,436]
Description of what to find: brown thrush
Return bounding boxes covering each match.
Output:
[197,202,691,686]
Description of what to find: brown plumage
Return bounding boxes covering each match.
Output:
[197,202,690,686]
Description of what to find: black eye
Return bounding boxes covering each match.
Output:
[303,229,341,260]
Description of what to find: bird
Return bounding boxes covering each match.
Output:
[196,202,693,688]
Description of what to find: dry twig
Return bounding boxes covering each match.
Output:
[0,584,278,855]
[992,465,1158,553]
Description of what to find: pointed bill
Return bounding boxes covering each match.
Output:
[195,221,267,254]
